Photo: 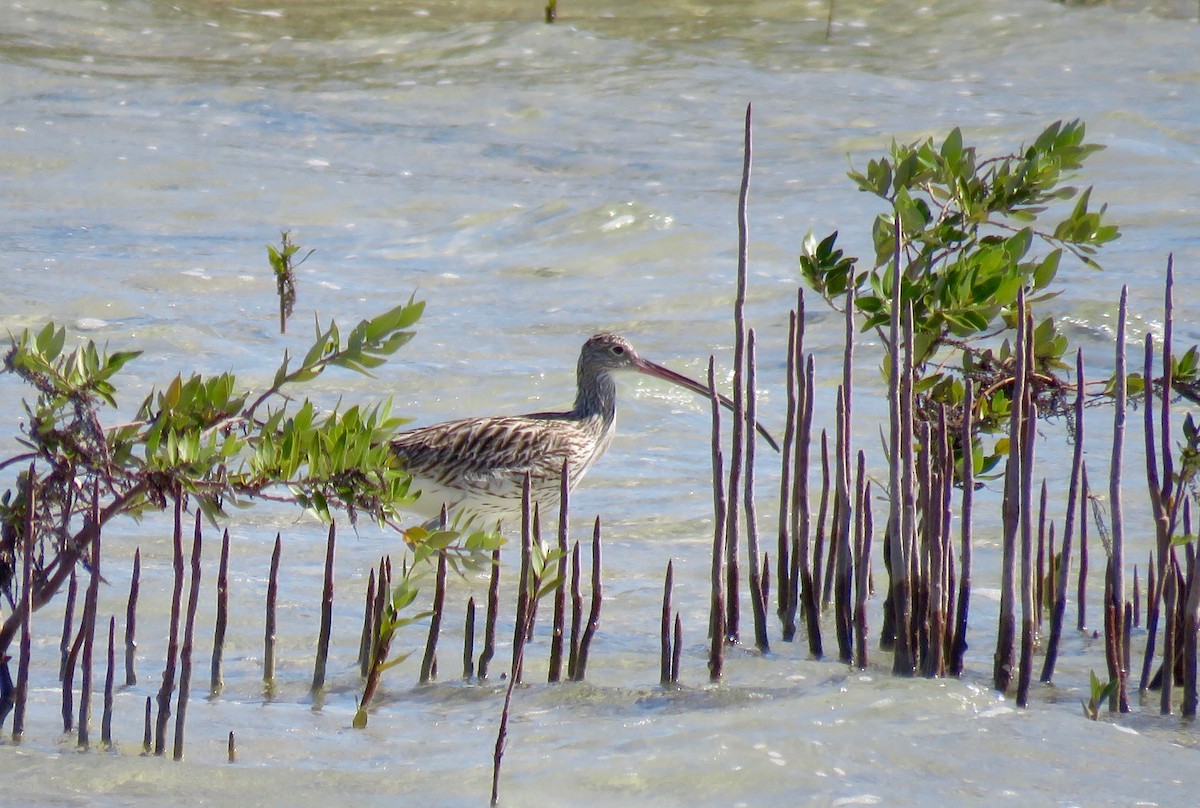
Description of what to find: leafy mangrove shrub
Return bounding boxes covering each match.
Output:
[800,120,1127,472]
[0,256,494,663]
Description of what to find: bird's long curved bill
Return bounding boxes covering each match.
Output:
[634,357,781,453]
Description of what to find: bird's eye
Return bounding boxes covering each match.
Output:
[612,345,625,355]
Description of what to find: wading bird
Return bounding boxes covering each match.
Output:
[390,333,776,527]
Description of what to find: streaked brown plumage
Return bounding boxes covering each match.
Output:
[390,333,775,526]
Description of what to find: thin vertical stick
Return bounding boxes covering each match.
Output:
[11,466,35,740]
[707,357,727,679]
[155,498,186,755]
[1136,563,1145,629]
[549,461,570,682]
[777,309,798,636]
[312,523,336,693]
[661,560,675,686]
[745,329,768,652]
[102,616,115,747]
[526,506,543,639]
[1161,552,1179,714]
[174,510,203,761]
[788,294,810,642]
[419,549,448,685]
[1042,349,1084,682]
[950,375,974,676]
[355,557,392,724]
[887,226,916,671]
[512,475,533,685]
[1141,262,1178,697]
[62,628,83,732]
[671,614,683,685]
[725,102,753,645]
[822,433,840,610]
[1109,286,1129,712]
[833,387,853,663]
[143,696,152,754]
[228,731,237,763]
[853,455,870,670]
[573,518,603,680]
[211,529,230,695]
[567,541,582,680]
[59,569,78,683]
[1017,401,1038,708]
[359,569,377,678]
[799,362,822,657]
[1036,480,1048,629]
[463,598,477,680]
[478,548,502,680]
[1079,465,1092,631]
[125,548,140,686]
[884,212,906,668]
[263,533,282,689]
[994,290,1027,693]
[78,488,102,749]
[837,248,856,655]
[925,408,951,678]
[1141,336,1165,693]
[895,299,918,675]
[1183,523,1200,716]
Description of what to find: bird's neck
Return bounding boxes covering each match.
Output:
[572,368,618,425]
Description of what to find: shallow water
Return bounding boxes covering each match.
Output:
[3,0,1200,804]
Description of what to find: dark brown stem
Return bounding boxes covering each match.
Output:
[312,523,337,693]
[62,627,84,733]
[1079,464,1091,632]
[777,309,798,636]
[891,291,917,676]
[573,518,603,681]
[463,597,477,680]
[102,615,115,747]
[11,467,36,739]
[1182,539,1200,716]
[142,696,152,754]
[1109,286,1129,712]
[661,560,674,686]
[994,290,1027,694]
[419,550,448,684]
[1041,349,1083,682]
[1017,400,1037,708]
[833,388,853,664]
[549,461,569,682]
[359,569,376,678]
[707,357,727,678]
[125,548,140,687]
[745,330,768,652]
[478,548,501,680]
[853,459,871,671]
[356,558,392,724]
[174,509,203,761]
[155,498,185,755]
[1035,480,1048,631]
[77,489,101,749]
[671,613,683,685]
[791,298,814,645]
[211,529,230,696]
[568,541,582,680]
[512,476,533,685]
[59,569,78,683]
[263,533,282,689]
[950,375,974,676]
